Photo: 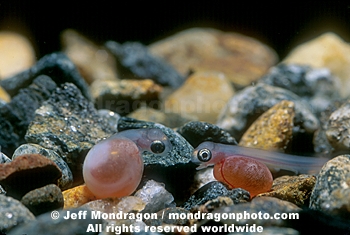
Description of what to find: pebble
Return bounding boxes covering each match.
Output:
[257,175,316,207]
[183,181,250,210]
[149,27,278,87]
[0,52,93,101]
[176,121,237,147]
[239,100,295,151]
[0,85,10,103]
[0,151,11,163]
[144,207,191,226]
[0,75,57,156]
[20,184,64,216]
[0,31,35,79]
[164,71,235,123]
[134,180,175,213]
[61,29,119,83]
[309,154,350,217]
[25,83,114,176]
[260,64,341,115]
[8,208,102,235]
[0,154,61,199]
[83,196,146,220]
[195,196,235,213]
[0,194,35,233]
[326,99,350,150]
[91,79,162,115]
[216,83,319,140]
[283,32,350,97]
[62,184,97,209]
[205,197,301,227]
[105,41,185,88]
[13,143,73,190]
[128,107,197,128]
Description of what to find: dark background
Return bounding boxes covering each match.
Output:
[1,1,350,59]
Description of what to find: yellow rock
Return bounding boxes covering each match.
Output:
[62,184,98,209]
[0,85,10,103]
[283,32,350,97]
[0,31,35,78]
[239,100,295,151]
[164,71,234,123]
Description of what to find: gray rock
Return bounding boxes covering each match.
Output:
[260,64,341,115]
[0,52,92,101]
[0,75,57,156]
[21,184,64,216]
[309,154,350,216]
[183,181,250,210]
[25,83,114,173]
[232,227,300,235]
[216,83,319,139]
[8,208,102,235]
[134,180,175,213]
[176,121,237,147]
[13,144,73,190]
[97,109,120,132]
[105,41,185,88]
[326,100,350,150]
[0,194,35,233]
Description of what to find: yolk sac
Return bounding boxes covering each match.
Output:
[213,156,273,198]
[83,138,143,199]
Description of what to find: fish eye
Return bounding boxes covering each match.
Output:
[197,148,212,162]
[150,140,166,154]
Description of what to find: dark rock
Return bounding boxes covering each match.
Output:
[8,208,102,235]
[216,83,319,142]
[117,117,195,204]
[13,144,73,190]
[0,194,35,234]
[25,83,114,182]
[105,41,185,88]
[286,209,350,235]
[145,207,191,226]
[260,64,341,114]
[0,154,61,199]
[21,184,64,216]
[176,121,237,147]
[183,181,250,210]
[0,75,57,156]
[0,52,92,101]
[309,155,350,217]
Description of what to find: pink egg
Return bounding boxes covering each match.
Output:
[83,138,143,198]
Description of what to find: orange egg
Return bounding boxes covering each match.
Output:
[213,156,273,197]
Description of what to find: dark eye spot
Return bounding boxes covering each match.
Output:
[150,140,166,154]
[198,148,212,162]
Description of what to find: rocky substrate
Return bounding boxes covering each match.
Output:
[1,28,350,234]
